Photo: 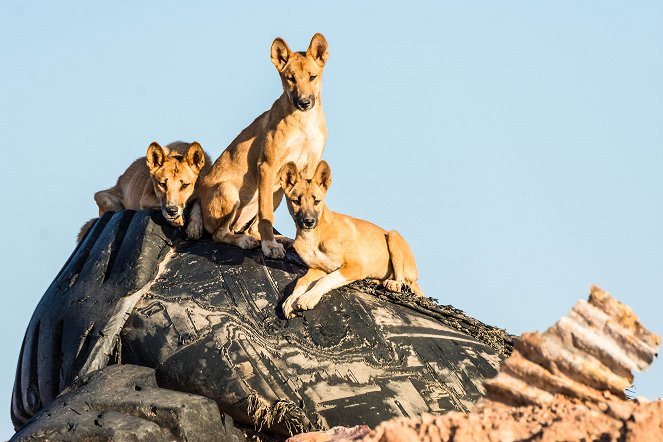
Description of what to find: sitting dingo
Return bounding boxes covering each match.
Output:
[199,33,329,259]
[78,141,209,242]
[279,161,424,319]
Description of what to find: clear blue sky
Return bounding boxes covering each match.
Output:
[1,1,661,437]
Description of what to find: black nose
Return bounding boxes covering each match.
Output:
[165,206,179,216]
[302,218,316,228]
[296,98,311,109]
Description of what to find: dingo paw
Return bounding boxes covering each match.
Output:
[238,235,259,249]
[262,239,285,259]
[275,235,294,246]
[295,292,323,312]
[185,219,203,240]
[282,294,300,319]
[383,279,403,293]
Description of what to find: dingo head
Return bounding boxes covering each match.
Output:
[279,160,332,231]
[146,141,205,227]
[271,33,329,112]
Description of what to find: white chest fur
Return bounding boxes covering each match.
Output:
[294,231,340,274]
[283,114,325,174]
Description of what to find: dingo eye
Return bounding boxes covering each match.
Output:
[309,75,317,81]
[181,182,190,190]
[159,181,167,188]
[293,196,302,205]
[313,198,321,206]
[286,75,295,82]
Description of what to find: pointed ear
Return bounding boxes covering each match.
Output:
[185,141,205,173]
[146,142,165,172]
[306,33,328,67]
[313,160,332,191]
[271,37,291,72]
[279,162,299,192]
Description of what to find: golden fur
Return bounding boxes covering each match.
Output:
[279,161,424,319]
[78,141,210,242]
[199,33,329,258]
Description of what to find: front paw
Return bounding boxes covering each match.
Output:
[383,279,403,293]
[282,294,300,319]
[295,292,323,312]
[275,235,294,246]
[261,239,285,259]
[238,235,259,249]
[185,219,203,240]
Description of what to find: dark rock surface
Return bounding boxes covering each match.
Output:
[11,209,513,440]
[11,364,244,442]
[12,211,176,429]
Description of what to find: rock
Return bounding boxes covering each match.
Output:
[483,285,660,407]
[11,210,510,438]
[297,287,662,441]
[357,399,663,442]
[286,425,371,442]
[11,211,176,429]
[10,364,244,442]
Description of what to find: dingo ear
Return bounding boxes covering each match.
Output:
[307,33,328,67]
[186,141,205,173]
[313,160,332,191]
[279,162,299,192]
[146,142,165,172]
[271,37,291,72]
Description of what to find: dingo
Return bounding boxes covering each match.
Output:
[78,141,209,242]
[279,161,424,319]
[199,33,329,259]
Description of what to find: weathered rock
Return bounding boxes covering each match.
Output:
[355,399,663,442]
[11,364,244,442]
[127,237,503,434]
[287,425,371,442]
[289,287,662,442]
[11,211,176,429]
[12,210,510,438]
[484,285,660,407]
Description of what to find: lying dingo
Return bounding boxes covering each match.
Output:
[199,33,329,259]
[279,161,424,319]
[78,141,209,242]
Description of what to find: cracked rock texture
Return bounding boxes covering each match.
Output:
[289,286,662,442]
[11,210,510,439]
[10,364,244,442]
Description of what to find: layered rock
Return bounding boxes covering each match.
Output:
[290,286,662,442]
[484,285,659,407]
[11,210,510,439]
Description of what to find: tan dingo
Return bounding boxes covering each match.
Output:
[78,141,209,242]
[199,33,329,259]
[279,161,424,319]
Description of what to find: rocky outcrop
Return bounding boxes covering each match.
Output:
[13,208,660,440]
[483,285,659,407]
[290,286,662,441]
[11,210,510,439]
[359,396,662,442]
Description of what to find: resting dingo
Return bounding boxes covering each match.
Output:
[78,141,209,242]
[279,161,424,319]
[199,33,329,259]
